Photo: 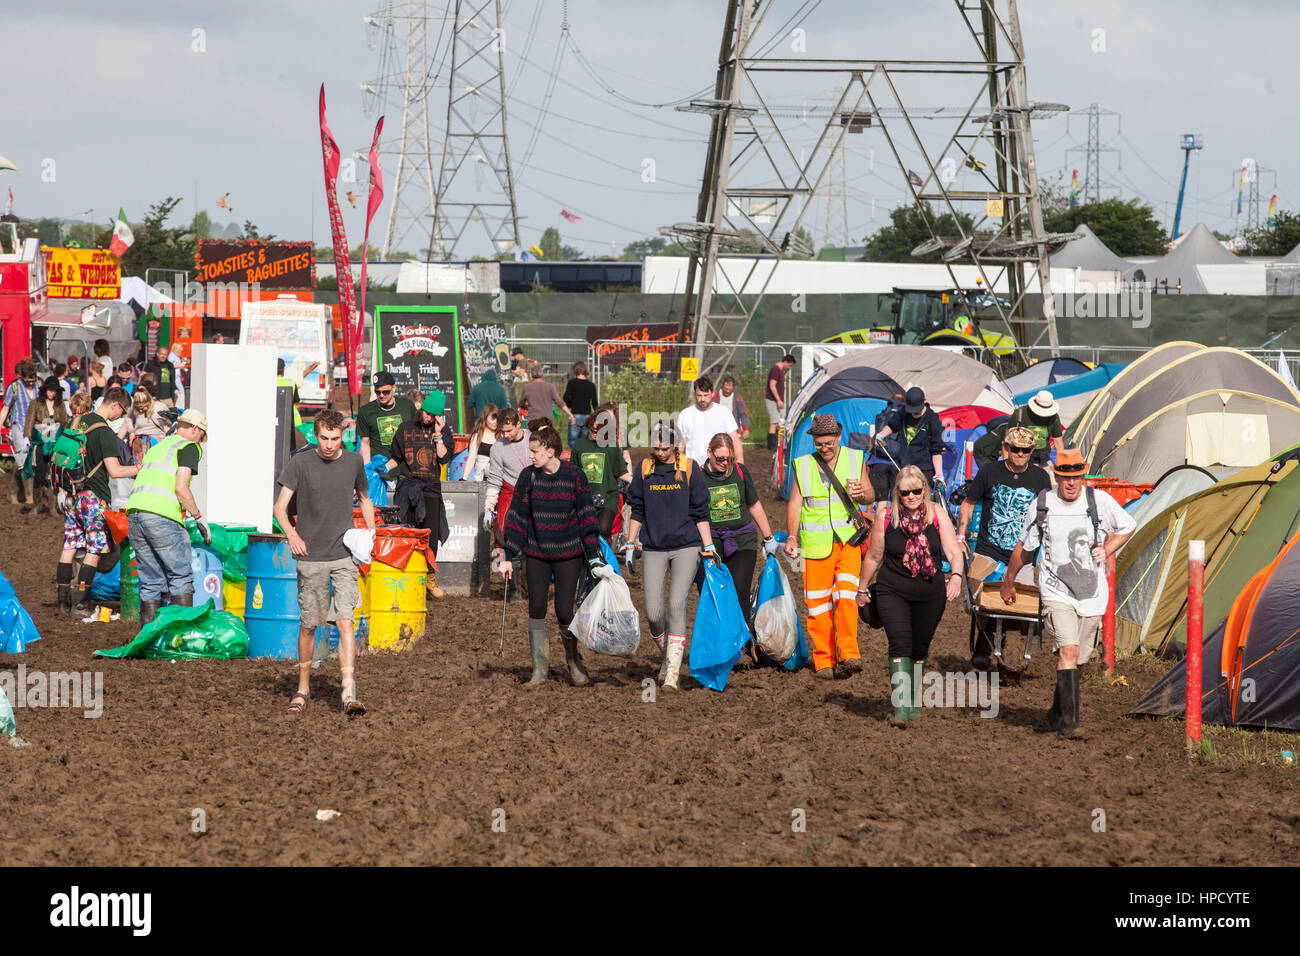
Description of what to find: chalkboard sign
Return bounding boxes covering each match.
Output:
[373,305,463,430]
[459,322,510,382]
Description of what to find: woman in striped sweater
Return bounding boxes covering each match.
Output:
[502,425,605,688]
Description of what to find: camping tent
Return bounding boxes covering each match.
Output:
[1126,464,1217,540]
[1131,530,1300,731]
[1140,224,1241,294]
[1001,356,1091,395]
[1011,362,1125,428]
[1113,456,1300,656]
[778,359,904,499]
[1087,349,1300,481]
[1067,342,1206,454]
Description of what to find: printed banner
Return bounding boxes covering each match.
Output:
[459,322,509,383]
[585,322,681,367]
[319,84,358,393]
[42,246,120,299]
[375,305,463,430]
[193,240,313,287]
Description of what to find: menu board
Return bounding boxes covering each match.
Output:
[373,304,463,430]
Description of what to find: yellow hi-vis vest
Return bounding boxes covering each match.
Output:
[276,375,302,427]
[126,434,203,523]
[794,446,864,560]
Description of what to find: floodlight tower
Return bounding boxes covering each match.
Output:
[1172,133,1203,240]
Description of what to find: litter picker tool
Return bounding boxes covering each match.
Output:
[498,579,509,656]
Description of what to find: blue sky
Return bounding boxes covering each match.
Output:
[3,1,1293,257]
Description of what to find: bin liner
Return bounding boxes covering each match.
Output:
[94,599,249,661]
[571,567,639,655]
[365,454,391,506]
[365,525,436,575]
[184,522,257,583]
[0,567,41,653]
[688,558,751,691]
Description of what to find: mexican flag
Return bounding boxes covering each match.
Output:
[109,208,134,258]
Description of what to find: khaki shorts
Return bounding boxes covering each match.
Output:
[297,557,360,629]
[1042,600,1101,664]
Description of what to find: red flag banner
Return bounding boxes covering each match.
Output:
[319,84,357,394]
[356,116,385,398]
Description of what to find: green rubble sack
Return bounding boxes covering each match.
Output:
[94,599,250,661]
[184,522,256,583]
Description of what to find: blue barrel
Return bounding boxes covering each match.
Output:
[191,546,224,610]
[245,533,301,660]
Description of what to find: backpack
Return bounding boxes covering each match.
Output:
[641,454,694,482]
[1033,486,1100,547]
[48,420,111,495]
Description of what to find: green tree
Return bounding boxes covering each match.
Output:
[240,219,277,241]
[862,202,977,263]
[1043,197,1167,256]
[16,217,66,247]
[1238,210,1300,257]
[192,210,213,241]
[538,226,563,260]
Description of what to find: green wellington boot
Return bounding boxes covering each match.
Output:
[525,619,549,688]
[888,657,913,728]
[909,658,926,719]
[561,630,590,686]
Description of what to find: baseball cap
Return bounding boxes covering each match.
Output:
[178,408,209,438]
[373,371,396,388]
[904,387,926,413]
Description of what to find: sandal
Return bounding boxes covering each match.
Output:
[288,691,310,714]
[344,698,366,716]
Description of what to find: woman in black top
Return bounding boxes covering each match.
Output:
[562,361,598,448]
[857,465,964,727]
[502,426,604,688]
[386,392,455,597]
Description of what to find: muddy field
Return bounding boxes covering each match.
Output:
[2,448,1296,866]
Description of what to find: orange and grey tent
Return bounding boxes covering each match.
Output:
[1132,530,1300,731]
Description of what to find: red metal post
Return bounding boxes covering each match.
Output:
[1102,553,1116,676]
[1186,540,1205,750]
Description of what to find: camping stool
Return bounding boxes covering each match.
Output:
[964,576,1042,679]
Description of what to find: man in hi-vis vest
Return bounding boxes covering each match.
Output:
[784,414,873,679]
[126,409,212,629]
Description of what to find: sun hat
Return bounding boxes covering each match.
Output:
[421,391,447,416]
[177,408,209,438]
[904,386,926,413]
[810,413,842,436]
[1004,426,1036,449]
[1052,447,1088,476]
[1029,390,1060,417]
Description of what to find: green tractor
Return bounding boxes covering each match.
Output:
[823,285,1018,360]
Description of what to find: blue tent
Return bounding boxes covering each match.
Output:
[779,361,903,499]
[1002,357,1092,395]
[1011,362,1125,406]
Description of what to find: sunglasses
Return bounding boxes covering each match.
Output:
[376,388,394,396]
[899,487,925,498]
[1006,445,1034,454]
[712,453,733,462]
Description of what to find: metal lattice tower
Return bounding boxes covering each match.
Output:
[672,0,1071,366]
[433,0,522,259]
[364,0,521,260]
[1064,103,1120,204]
[364,1,447,258]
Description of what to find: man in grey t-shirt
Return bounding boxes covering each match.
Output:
[274,409,376,716]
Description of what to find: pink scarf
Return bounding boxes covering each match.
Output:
[899,505,937,579]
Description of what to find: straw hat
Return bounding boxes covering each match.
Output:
[1029,390,1059,417]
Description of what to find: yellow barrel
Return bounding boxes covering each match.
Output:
[366,551,427,650]
[223,579,247,619]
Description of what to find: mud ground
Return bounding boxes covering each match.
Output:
[1,448,1296,866]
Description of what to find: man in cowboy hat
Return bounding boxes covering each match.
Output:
[1000,448,1135,737]
[126,408,211,627]
[784,413,873,679]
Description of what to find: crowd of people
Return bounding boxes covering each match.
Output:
[1,344,1136,738]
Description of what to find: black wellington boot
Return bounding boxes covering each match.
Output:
[1047,674,1063,732]
[1057,668,1080,738]
[139,600,162,630]
[168,589,195,607]
[525,619,549,688]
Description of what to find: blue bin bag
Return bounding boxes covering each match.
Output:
[90,567,122,602]
[688,559,752,691]
[365,454,391,506]
[598,536,622,576]
[0,567,41,653]
[446,449,469,482]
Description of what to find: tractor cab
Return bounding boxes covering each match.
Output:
[824,284,1017,360]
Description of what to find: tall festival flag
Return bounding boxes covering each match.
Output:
[1069,169,1079,208]
[1237,165,1247,216]
[319,85,358,396]
[1268,194,1277,228]
[355,116,385,399]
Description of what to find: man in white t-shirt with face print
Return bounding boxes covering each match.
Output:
[1000,447,1135,739]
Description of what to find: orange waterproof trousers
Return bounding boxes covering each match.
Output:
[802,541,861,671]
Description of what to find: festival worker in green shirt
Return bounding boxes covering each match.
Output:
[356,371,417,464]
[694,431,777,666]
[569,406,630,543]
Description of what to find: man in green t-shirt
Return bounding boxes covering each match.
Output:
[569,408,630,542]
[56,386,141,615]
[356,371,416,464]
